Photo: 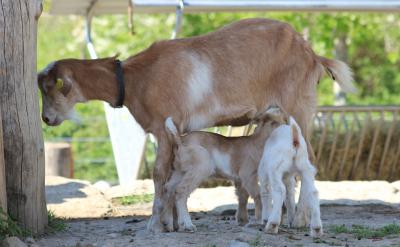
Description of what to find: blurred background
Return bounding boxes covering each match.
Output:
[38,2,400,185]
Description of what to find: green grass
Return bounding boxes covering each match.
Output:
[0,209,67,240]
[113,194,154,206]
[249,234,263,247]
[0,208,28,240]
[330,224,400,239]
[46,211,67,234]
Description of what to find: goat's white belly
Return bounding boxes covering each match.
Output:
[210,149,234,178]
[184,51,256,131]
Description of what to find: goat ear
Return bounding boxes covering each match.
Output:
[265,105,281,116]
[37,73,47,92]
[59,74,73,96]
[278,108,290,124]
[283,112,290,124]
[112,53,120,59]
[38,62,57,93]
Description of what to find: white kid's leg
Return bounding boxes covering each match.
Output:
[283,174,296,227]
[293,176,309,228]
[258,162,272,225]
[265,173,286,234]
[299,164,323,237]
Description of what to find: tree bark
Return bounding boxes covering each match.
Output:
[0,105,6,214]
[0,0,47,234]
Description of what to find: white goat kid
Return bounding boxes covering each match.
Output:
[258,117,323,237]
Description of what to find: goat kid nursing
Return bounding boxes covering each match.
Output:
[163,107,288,232]
[258,116,323,237]
[38,18,355,232]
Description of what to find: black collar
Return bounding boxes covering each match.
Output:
[114,59,125,108]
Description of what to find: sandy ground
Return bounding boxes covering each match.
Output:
[36,177,400,247]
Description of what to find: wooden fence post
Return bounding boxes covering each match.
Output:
[0,0,47,234]
[0,106,6,214]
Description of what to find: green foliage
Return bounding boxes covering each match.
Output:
[0,209,66,240]
[0,208,27,240]
[46,211,67,234]
[112,194,154,206]
[249,234,263,247]
[37,10,400,182]
[329,224,400,239]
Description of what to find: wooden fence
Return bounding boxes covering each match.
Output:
[141,106,400,181]
[312,106,400,181]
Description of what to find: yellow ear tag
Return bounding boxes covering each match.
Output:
[56,78,64,89]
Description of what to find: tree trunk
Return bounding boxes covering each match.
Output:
[0,105,6,214]
[0,0,47,234]
[45,142,74,178]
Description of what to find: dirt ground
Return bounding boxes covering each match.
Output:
[35,177,400,247]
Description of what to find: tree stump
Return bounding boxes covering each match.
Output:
[0,0,47,234]
[0,106,6,214]
[45,143,74,178]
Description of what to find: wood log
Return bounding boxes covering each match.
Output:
[0,0,47,234]
[45,142,73,178]
[0,105,6,214]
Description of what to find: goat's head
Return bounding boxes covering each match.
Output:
[252,105,289,135]
[38,61,83,126]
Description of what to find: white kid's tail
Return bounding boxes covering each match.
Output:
[289,117,302,149]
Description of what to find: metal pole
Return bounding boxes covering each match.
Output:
[85,15,97,59]
[84,0,147,185]
[171,0,184,39]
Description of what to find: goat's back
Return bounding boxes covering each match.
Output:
[126,18,323,132]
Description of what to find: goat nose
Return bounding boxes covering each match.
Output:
[42,115,50,124]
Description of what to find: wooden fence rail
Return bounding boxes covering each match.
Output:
[141,106,400,181]
[312,106,400,181]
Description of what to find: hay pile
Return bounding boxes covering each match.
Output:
[312,119,400,181]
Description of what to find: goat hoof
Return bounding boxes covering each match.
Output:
[311,226,323,238]
[147,217,165,233]
[236,217,249,226]
[265,222,279,234]
[178,223,197,233]
[162,222,174,232]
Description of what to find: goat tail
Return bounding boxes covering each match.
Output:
[289,117,301,149]
[165,117,182,145]
[318,56,357,93]
[291,124,300,148]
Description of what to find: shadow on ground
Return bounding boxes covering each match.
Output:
[46,182,87,204]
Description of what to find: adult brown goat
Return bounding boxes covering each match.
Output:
[38,18,355,232]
